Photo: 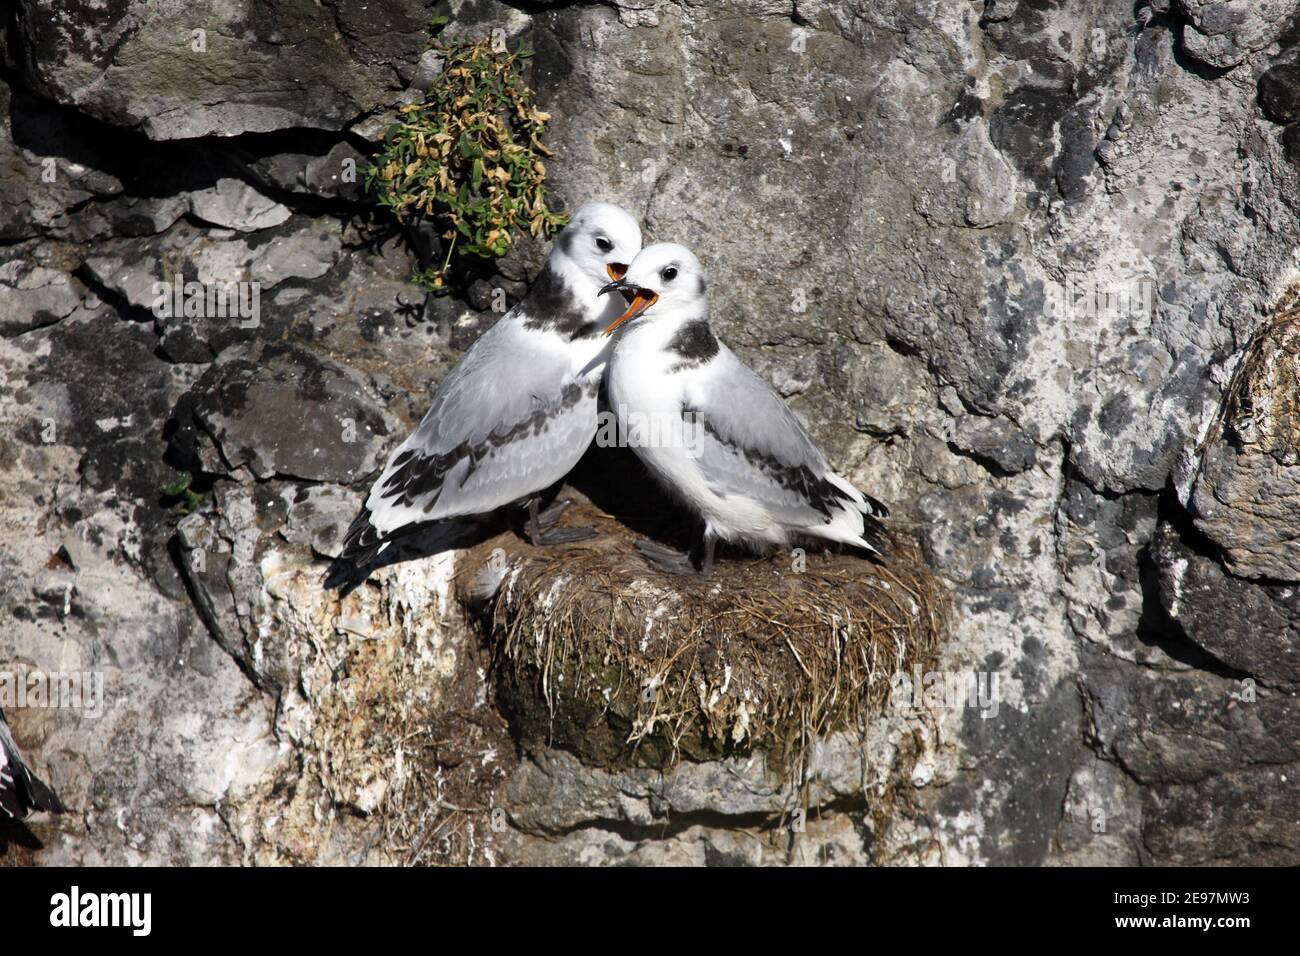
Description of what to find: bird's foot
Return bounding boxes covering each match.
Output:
[536,498,574,530]
[634,539,704,576]
[529,525,598,546]
[526,497,597,546]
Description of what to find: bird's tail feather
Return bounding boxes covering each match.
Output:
[819,472,889,553]
[22,765,66,814]
[324,506,397,594]
[1,719,66,818]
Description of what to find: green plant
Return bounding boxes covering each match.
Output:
[161,470,204,514]
[366,32,567,291]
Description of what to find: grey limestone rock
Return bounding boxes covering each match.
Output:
[4,0,1300,867]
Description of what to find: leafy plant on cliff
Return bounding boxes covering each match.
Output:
[160,470,205,514]
[365,29,567,292]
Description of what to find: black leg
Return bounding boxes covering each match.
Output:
[526,497,597,546]
[633,538,698,576]
[527,497,541,544]
[698,533,716,577]
[635,521,715,577]
[686,522,716,577]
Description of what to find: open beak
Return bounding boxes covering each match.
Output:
[607,262,627,280]
[599,284,658,335]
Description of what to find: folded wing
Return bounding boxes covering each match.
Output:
[686,345,887,547]
[364,318,599,539]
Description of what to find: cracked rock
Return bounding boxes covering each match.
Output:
[186,343,393,484]
[1175,0,1300,70]
[188,178,292,232]
[0,261,85,336]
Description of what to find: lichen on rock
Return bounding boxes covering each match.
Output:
[5,0,1300,868]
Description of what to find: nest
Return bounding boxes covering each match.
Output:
[458,499,949,780]
[1203,291,1300,464]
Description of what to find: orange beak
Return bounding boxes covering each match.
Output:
[607,262,627,280]
[604,289,658,336]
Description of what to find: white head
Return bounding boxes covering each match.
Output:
[551,202,642,287]
[598,242,707,335]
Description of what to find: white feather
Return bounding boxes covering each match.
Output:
[608,301,880,553]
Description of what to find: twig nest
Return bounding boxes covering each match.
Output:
[458,501,949,773]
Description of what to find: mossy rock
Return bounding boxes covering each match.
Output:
[494,656,730,769]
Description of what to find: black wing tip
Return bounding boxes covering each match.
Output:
[860,514,889,555]
[339,506,377,554]
[323,506,385,594]
[338,505,395,566]
[326,505,455,594]
[0,783,21,820]
[321,560,368,596]
[324,547,384,596]
[1,764,67,819]
[863,494,890,518]
[24,771,66,815]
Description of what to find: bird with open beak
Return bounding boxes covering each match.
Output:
[331,202,642,580]
[599,242,889,576]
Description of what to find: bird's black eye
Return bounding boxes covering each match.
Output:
[595,237,613,252]
[662,267,678,281]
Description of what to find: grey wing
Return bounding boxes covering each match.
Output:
[686,346,886,529]
[363,316,599,535]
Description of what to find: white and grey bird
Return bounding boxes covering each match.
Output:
[0,708,65,821]
[599,243,888,576]
[335,202,642,572]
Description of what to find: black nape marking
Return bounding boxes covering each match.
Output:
[522,264,599,340]
[666,320,719,371]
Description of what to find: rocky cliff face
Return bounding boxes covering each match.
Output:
[2,0,1298,866]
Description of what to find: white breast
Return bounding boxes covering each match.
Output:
[607,322,686,438]
[607,322,780,543]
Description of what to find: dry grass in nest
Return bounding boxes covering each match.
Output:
[1202,290,1300,464]
[458,500,949,785]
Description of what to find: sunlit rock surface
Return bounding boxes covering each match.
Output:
[3,0,1300,865]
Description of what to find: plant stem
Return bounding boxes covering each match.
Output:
[441,231,458,277]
